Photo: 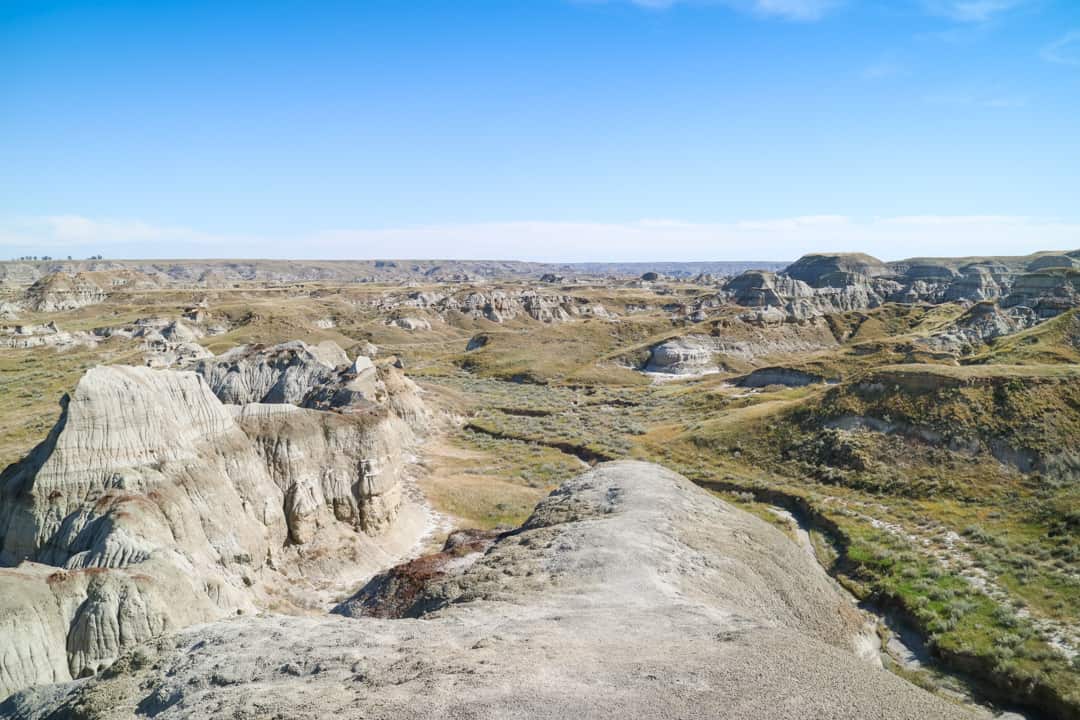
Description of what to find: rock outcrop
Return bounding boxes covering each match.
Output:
[721,252,1079,323]
[942,264,1004,302]
[919,301,1037,354]
[22,273,107,313]
[785,252,891,287]
[376,288,610,324]
[723,270,891,320]
[92,317,216,367]
[736,366,826,388]
[0,347,429,700]
[0,323,97,351]
[192,341,429,428]
[1,462,975,719]
[644,319,837,375]
[1002,269,1080,319]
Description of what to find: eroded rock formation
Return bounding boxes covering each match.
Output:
[2,462,975,719]
[721,253,1079,323]
[376,288,611,324]
[22,273,107,313]
[0,344,429,700]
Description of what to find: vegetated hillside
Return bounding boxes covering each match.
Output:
[689,361,1080,717]
[974,309,1080,365]
[807,363,1080,482]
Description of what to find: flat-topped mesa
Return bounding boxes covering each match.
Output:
[0,343,429,700]
[783,252,890,288]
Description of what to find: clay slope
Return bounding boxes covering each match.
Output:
[4,462,974,719]
[0,352,428,701]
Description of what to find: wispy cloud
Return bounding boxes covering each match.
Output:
[3,214,1078,263]
[613,0,840,22]
[922,0,1030,23]
[0,215,248,259]
[922,91,1027,108]
[1041,30,1080,66]
[861,57,904,80]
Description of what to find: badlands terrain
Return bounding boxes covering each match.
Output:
[0,251,1078,719]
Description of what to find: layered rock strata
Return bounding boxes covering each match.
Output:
[0,344,427,700]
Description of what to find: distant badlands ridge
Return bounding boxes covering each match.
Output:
[0,249,1076,288]
[0,258,789,288]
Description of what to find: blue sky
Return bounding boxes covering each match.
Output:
[2,0,1078,261]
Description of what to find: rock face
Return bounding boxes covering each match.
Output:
[723,270,889,320]
[0,323,97,351]
[645,336,722,374]
[376,288,610,324]
[386,316,432,331]
[1027,255,1076,271]
[919,301,1037,354]
[645,319,837,375]
[88,317,216,368]
[22,273,107,312]
[785,252,891,287]
[0,349,428,700]
[1,462,975,719]
[1002,269,1080,319]
[943,264,1004,302]
[722,252,1079,322]
[190,341,421,418]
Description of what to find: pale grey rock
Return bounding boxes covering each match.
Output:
[645,320,837,374]
[785,253,891,286]
[0,356,429,701]
[2,462,976,720]
[1027,255,1076,271]
[944,265,1003,302]
[1002,269,1080,318]
[0,323,97,351]
[22,273,107,313]
[920,302,1037,354]
[387,316,432,331]
[192,341,346,407]
[646,336,720,374]
[723,270,895,321]
[376,288,611,324]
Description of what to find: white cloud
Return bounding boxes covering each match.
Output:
[861,57,904,80]
[0,215,250,259]
[4,214,1076,263]
[922,0,1028,23]
[1041,30,1080,66]
[921,91,1028,108]
[618,0,839,22]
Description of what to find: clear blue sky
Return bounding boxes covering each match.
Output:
[2,0,1078,261]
